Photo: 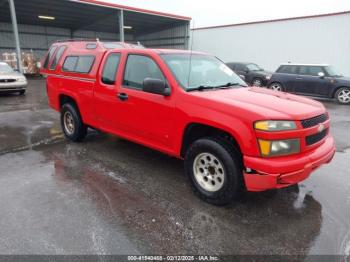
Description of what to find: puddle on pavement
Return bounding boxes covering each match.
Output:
[0,109,63,154]
[0,129,349,257]
[305,149,350,256]
[48,142,350,256]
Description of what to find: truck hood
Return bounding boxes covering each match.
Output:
[190,87,325,120]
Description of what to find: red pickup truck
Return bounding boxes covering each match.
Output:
[41,40,335,205]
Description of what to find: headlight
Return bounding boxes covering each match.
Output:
[254,120,297,131]
[16,77,27,83]
[265,75,272,80]
[258,138,300,157]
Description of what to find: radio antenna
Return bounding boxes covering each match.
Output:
[187,20,195,88]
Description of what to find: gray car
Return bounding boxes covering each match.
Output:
[0,61,27,95]
[268,64,350,104]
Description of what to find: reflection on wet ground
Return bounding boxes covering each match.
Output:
[0,79,349,258]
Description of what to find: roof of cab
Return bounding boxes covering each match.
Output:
[54,40,207,56]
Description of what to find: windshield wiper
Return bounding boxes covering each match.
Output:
[187,85,216,92]
[187,82,246,92]
[214,82,247,88]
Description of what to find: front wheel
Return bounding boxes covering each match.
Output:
[335,87,350,104]
[269,82,283,91]
[252,78,263,87]
[60,103,87,142]
[184,137,244,205]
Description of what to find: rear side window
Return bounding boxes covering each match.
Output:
[50,46,66,70]
[62,56,78,72]
[62,56,95,74]
[43,46,57,69]
[299,66,324,76]
[123,55,164,90]
[101,53,121,85]
[277,65,298,74]
[308,66,324,76]
[75,56,95,73]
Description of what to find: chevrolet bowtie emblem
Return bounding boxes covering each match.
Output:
[318,123,325,133]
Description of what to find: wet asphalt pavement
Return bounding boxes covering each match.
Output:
[0,79,349,258]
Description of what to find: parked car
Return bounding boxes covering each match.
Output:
[268,63,350,105]
[0,61,27,95]
[226,62,271,87]
[41,40,335,205]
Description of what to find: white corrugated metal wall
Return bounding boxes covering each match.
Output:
[192,13,350,77]
[135,23,189,49]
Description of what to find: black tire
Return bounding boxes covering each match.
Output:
[184,137,244,205]
[268,82,283,92]
[60,103,87,142]
[19,90,25,95]
[335,87,350,105]
[252,78,263,87]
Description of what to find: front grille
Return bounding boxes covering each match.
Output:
[306,128,328,146]
[0,79,16,83]
[301,113,328,128]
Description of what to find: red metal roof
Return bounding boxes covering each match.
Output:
[73,0,191,21]
[194,10,350,30]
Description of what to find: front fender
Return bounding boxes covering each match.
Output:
[174,103,259,157]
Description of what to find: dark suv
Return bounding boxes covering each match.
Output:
[268,64,350,104]
[226,62,271,87]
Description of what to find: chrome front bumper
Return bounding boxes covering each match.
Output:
[0,82,27,91]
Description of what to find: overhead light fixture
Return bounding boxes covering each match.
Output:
[123,26,132,30]
[38,15,55,20]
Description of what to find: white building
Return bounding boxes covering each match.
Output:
[192,11,350,76]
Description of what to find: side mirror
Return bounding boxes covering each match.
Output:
[318,72,325,78]
[143,78,170,96]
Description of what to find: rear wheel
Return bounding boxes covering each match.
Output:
[335,87,350,104]
[60,103,87,142]
[269,82,283,91]
[184,137,244,205]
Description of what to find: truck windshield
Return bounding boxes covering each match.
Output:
[0,62,14,74]
[161,54,247,91]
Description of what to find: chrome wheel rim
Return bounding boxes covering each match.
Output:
[338,89,350,103]
[193,152,225,192]
[271,83,282,91]
[63,111,75,135]
[253,79,262,87]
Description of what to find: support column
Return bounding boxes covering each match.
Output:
[8,0,22,73]
[184,21,190,50]
[118,9,124,42]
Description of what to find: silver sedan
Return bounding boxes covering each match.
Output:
[0,62,27,95]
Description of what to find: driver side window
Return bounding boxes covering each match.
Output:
[123,55,164,90]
